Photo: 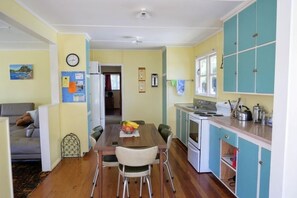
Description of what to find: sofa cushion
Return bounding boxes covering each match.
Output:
[16,113,33,126]
[1,103,34,116]
[10,129,41,154]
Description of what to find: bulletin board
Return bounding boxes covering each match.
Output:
[61,71,86,102]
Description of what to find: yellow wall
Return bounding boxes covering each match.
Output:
[193,32,274,113]
[0,50,51,106]
[0,118,13,198]
[58,34,89,155]
[91,49,163,125]
[166,47,195,133]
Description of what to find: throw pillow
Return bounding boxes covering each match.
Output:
[26,123,35,137]
[16,113,33,126]
[34,110,39,128]
[26,110,37,121]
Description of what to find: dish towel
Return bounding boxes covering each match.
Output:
[176,80,185,95]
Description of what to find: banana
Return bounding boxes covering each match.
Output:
[124,121,139,129]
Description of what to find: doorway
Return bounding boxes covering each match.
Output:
[101,65,122,125]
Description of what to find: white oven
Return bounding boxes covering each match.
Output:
[187,113,211,173]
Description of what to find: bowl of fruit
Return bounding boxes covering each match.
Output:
[121,121,139,134]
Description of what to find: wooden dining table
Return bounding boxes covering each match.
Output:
[94,123,167,198]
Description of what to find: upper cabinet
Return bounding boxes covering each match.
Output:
[224,15,237,56]
[238,3,257,51]
[223,0,277,94]
[257,0,277,45]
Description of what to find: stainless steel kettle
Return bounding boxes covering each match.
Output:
[253,104,263,123]
[236,105,253,121]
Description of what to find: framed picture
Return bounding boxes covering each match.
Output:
[138,67,146,80]
[10,64,33,80]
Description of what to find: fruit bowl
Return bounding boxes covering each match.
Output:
[121,126,136,134]
[121,121,139,134]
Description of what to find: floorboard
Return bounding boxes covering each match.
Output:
[29,139,235,198]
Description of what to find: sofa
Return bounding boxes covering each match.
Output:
[0,103,41,160]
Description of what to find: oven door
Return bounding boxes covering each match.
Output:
[188,116,201,149]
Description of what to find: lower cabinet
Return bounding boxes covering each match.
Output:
[175,108,189,147]
[209,125,220,177]
[237,137,259,198]
[209,124,271,198]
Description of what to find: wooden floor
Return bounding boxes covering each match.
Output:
[30,139,235,198]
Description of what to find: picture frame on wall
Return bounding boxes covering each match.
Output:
[10,64,33,80]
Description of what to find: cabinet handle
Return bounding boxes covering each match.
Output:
[253,69,258,73]
[234,42,237,45]
[259,160,263,165]
[252,33,258,38]
[224,135,229,139]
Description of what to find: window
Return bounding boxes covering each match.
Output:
[195,53,217,97]
[110,74,120,90]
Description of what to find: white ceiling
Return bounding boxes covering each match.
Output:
[1,0,248,50]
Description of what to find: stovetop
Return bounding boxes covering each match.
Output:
[190,110,224,119]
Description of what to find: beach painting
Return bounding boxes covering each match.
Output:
[10,64,33,80]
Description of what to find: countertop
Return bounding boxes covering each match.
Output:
[209,116,272,145]
[174,103,196,112]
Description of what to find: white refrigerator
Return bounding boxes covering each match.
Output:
[90,61,105,129]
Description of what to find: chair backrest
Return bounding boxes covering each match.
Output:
[159,128,173,150]
[132,120,145,125]
[89,131,101,149]
[115,146,158,167]
[158,124,171,133]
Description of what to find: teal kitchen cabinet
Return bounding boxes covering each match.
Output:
[257,0,277,45]
[238,49,255,93]
[238,2,257,51]
[238,44,275,94]
[224,15,237,56]
[256,43,276,94]
[176,109,181,140]
[259,148,271,198]
[175,108,189,147]
[181,111,188,146]
[223,55,237,92]
[237,138,259,198]
[209,124,221,177]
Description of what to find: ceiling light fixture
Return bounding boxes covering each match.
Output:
[132,36,143,44]
[136,8,151,19]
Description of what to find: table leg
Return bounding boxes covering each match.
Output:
[159,149,164,198]
[98,151,103,198]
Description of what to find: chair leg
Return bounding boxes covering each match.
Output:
[139,176,143,197]
[116,173,121,198]
[123,178,127,198]
[164,162,176,193]
[90,165,99,198]
[145,176,153,198]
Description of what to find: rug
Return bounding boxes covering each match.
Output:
[12,161,50,198]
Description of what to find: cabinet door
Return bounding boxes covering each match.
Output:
[224,15,237,56]
[176,109,181,140]
[223,55,237,92]
[238,2,257,51]
[237,138,259,198]
[181,111,188,146]
[259,148,271,198]
[209,125,220,177]
[256,43,276,94]
[257,0,277,45]
[238,49,255,93]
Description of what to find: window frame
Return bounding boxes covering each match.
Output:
[195,52,217,97]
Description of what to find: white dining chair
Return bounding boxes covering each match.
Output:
[115,146,158,198]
